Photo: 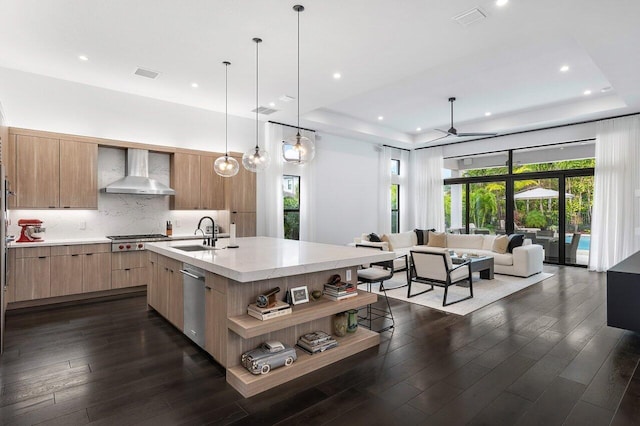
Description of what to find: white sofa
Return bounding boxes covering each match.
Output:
[354,231,544,278]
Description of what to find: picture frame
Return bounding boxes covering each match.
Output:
[289,286,310,305]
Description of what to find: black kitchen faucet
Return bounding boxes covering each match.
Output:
[195,216,218,246]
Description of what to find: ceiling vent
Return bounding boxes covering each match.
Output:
[279,94,296,102]
[251,106,278,115]
[134,67,160,79]
[452,8,487,27]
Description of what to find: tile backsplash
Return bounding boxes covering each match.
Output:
[8,146,228,239]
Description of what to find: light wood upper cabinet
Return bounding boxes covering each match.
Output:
[59,140,98,208]
[171,153,201,210]
[15,135,60,208]
[200,155,225,210]
[10,134,98,209]
[171,152,225,210]
[226,155,256,213]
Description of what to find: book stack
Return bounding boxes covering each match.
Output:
[247,300,292,321]
[296,331,338,354]
[323,281,358,301]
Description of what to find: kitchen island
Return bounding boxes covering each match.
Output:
[145,237,394,397]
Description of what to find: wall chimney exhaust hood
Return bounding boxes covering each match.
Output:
[101,149,175,195]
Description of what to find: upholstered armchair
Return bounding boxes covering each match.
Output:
[408,247,473,306]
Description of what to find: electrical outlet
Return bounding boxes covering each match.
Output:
[346,269,352,282]
[79,221,86,230]
[174,220,179,227]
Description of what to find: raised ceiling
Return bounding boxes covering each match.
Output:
[0,0,638,148]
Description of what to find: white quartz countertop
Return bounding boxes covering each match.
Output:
[145,236,396,282]
[7,234,229,248]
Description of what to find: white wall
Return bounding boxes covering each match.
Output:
[311,134,380,245]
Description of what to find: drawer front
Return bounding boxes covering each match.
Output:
[112,251,147,270]
[50,245,84,256]
[112,266,148,288]
[14,246,51,258]
[82,243,111,254]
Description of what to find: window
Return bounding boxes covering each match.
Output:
[443,141,595,266]
[391,159,400,175]
[391,159,400,233]
[391,184,399,233]
[283,175,300,240]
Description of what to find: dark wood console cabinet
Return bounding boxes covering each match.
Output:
[607,251,640,332]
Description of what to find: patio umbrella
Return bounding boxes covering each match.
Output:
[514,187,575,200]
[514,187,575,211]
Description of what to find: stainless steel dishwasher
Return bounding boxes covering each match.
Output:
[180,264,206,348]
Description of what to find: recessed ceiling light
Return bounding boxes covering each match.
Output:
[416,127,422,132]
[333,72,341,79]
[560,65,570,73]
[269,102,276,107]
[584,89,592,95]
[378,116,384,121]
[485,112,492,117]
[496,0,508,6]
[191,83,199,88]
[78,55,89,61]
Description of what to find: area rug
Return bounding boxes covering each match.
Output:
[358,271,554,316]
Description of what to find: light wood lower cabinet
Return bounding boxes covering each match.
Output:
[10,243,112,303]
[83,252,112,292]
[111,251,148,288]
[50,253,83,297]
[14,250,51,302]
[148,254,183,331]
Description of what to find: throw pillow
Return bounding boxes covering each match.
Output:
[414,228,436,245]
[427,231,446,248]
[507,233,524,253]
[368,233,382,242]
[492,234,509,254]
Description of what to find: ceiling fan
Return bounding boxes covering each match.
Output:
[429,97,497,143]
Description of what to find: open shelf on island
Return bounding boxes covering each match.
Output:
[228,292,378,339]
[226,327,380,398]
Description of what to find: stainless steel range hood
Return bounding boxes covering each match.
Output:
[101,149,175,195]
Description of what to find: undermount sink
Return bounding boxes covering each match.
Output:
[174,245,216,252]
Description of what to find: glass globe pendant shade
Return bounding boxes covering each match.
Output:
[242,147,270,172]
[213,155,239,177]
[282,132,315,165]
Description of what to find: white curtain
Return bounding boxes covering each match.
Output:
[589,115,640,271]
[411,146,445,231]
[377,146,392,234]
[256,122,284,238]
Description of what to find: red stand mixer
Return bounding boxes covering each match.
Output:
[16,219,46,243]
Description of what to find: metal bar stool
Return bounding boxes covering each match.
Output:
[355,244,408,332]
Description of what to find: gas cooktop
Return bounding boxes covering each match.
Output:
[106,234,169,241]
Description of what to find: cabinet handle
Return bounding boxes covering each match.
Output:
[38,256,47,259]
[205,286,212,290]
[63,206,70,209]
[48,206,55,209]
[125,268,131,271]
[72,254,79,257]
[86,253,93,256]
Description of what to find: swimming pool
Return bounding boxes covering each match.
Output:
[566,234,591,251]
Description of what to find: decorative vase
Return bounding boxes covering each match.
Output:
[333,312,348,337]
[347,309,358,333]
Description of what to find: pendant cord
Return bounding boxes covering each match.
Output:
[225,62,229,157]
[450,99,454,129]
[256,40,259,150]
[297,7,300,132]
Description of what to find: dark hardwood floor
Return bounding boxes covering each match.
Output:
[1,266,640,425]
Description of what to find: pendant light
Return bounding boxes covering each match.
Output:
[214,61,240,177]
[282,4,315,165]
[242,37,271,172]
